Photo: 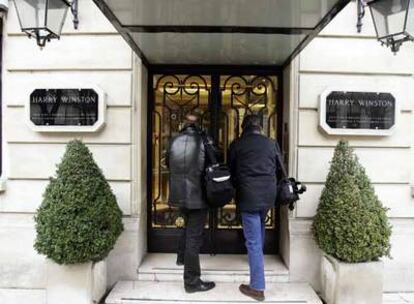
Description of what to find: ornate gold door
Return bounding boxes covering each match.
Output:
[149,70,279,254]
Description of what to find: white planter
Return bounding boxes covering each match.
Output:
[46,260,107,304]
[320,254,383,304]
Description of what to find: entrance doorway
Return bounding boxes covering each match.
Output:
[148,66,282,254]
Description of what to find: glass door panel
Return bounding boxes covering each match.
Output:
[151,74,211,228]
[218,75,278,231]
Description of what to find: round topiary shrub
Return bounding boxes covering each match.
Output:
[34,140,124,265]
[312,140,392,263]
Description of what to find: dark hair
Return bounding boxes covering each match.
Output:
[241,114,262,130]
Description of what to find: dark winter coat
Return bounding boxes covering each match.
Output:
[228,129,278,212]
[167,124,208,210]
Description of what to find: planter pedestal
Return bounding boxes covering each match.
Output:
[47,260,107,304]
[320,254,383,304]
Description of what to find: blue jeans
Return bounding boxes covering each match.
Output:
[241,209,268,291]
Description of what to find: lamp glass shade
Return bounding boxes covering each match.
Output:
[13,0,69,36]
[14,0,47,30]
[370,0,410,39]
[406,0,414,35]
[47,0,70,35]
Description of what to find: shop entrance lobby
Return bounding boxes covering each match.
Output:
[90,0,351,303]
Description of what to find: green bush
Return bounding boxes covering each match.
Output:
[312,140,392,263]
[34,140,124,264]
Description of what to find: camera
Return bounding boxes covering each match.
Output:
[288,178,307,210]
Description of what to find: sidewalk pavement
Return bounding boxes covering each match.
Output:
[383,293,414,303]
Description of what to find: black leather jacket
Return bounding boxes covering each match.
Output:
[167,124,208,209]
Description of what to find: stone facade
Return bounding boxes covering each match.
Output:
[0,1,413,303]
[286,2,414,292]
[0,1,147,302]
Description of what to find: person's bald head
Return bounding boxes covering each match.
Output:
[184,113,200,125]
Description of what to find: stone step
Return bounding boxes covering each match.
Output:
[137,253,289,283]
[383,292,414,304]
[105,281,323,304]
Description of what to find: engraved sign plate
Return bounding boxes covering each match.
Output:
[27,87,106,132]
[30,89,98,126]
[320,90,397,136]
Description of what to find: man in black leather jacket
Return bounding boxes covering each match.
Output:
[167,113,215,293]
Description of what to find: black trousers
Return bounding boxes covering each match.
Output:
[177,208,208,287]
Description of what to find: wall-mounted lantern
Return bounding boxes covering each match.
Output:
[13,0,79,48]
[367,0,414,53]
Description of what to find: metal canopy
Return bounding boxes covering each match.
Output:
[93,0,350,67]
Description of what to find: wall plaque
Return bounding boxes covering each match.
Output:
[320,90,397,136]
[27,87,106,132]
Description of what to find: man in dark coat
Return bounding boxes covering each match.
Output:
[228,114,277,302]
[167,113,215,293]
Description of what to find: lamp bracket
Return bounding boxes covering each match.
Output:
[357,0,366,33]
[71,0,79,30]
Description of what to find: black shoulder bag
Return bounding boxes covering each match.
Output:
[275,143,307,210]
[200,132,235,208]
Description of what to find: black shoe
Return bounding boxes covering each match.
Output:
[185,281,216,293]
[176,257,184,266]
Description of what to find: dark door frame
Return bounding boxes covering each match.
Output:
[146,65,284,254]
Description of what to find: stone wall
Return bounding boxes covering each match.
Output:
[288,1,414,292]
[0,1,146,303]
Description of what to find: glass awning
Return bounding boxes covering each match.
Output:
[93,0,350,66]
